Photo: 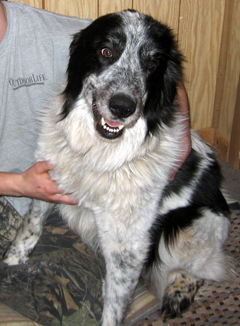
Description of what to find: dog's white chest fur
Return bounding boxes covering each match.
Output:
[36,94,184,248]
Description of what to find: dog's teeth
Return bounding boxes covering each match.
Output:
[100,117,124,133]
[101,117,106,126]
[118,125,124,131]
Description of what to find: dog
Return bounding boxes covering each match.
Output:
[4,10,234,326]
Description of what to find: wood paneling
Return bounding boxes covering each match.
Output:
[178,0,225,130]
[44,0,98,19]
[133,0,180,33]
[98,0,133,16]
[228,73,240,169]
[11,0,42,8]
[213,0,240,141]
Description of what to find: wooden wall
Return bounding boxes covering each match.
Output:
[11,0,240,168]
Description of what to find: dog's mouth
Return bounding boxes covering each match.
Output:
[96,117,124,140]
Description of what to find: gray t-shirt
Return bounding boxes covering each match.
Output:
[0,1,91,216]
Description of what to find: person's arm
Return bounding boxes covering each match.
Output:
[169,80,192,180]
[0,1,7,43]
[0,161,78,204]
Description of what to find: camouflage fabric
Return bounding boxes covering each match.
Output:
[0,197,105,326]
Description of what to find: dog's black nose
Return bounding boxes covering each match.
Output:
[109,94,136,118]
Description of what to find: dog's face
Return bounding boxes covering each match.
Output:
[62,10,181,141]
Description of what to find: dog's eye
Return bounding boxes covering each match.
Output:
[146,61,155,70]
[101,48,113,58]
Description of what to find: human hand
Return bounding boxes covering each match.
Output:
[19,161,78,204]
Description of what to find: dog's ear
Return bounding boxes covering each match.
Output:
[60,30,89,119]
[144,27,182,135]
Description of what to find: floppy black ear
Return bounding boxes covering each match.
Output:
[61,29,92,119]
[144,25,182,135]
[61,16,107,119]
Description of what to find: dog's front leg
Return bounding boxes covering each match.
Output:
[100,240,147,326]
[4,199,54,265]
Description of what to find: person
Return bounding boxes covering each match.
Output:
[0,0,92,216]
[0,0,191,218]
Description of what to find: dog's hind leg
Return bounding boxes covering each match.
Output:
[4,199,53,265]
[148,207,233,319]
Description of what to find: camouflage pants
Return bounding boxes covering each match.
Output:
[0,197,104,326]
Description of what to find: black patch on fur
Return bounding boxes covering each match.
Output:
[160,206,203,249]
[162,149,230,214]
[146,150,230,268]
[146,205,202,268]
[142,15,182,135]
[61,13,126,119]
[162,149,201,197]
[191,157,230,215]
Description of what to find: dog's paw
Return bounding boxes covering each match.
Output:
[3,255,28,266]
[3,248,29,266]
[161,273,203,319]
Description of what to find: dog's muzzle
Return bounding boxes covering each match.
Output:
[96,93,137,140]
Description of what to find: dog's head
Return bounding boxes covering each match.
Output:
[61,10,182,141]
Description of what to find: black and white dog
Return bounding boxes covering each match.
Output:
[4,10,234,325]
